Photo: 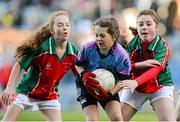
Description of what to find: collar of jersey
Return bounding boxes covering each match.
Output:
[48,36,75,55]
[95,41,118,57]
[134,35,160,51]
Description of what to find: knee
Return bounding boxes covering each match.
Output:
[86,118,98,122]
[177,117,180,121]
[109,114,123,121]
[85,116,98,121]
[159,114,176,121]
[176,114,180,121]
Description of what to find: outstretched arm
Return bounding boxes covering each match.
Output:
[110,74,130,95]
[118,66,162,93]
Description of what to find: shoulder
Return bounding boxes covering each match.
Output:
[113,42,129,57]
[153,35,170,52]
[68,41,79,55]
[40,37,50,47]
[158,36,169,48]
[128,35,139,47]
[80,41,97,53]
[127,35,140,53]
[38,37,50,52]
[82,41,96,49]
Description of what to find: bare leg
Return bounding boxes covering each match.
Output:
[151,98,176,121]
[1,103,23,121]
[121,102,137,121]
[0,99,7,113]
[176,96,180,121]
[105,100,123,121]
[40,109,61,121]
[83,105,99,121]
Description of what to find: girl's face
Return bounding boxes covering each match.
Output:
[51,15,71,41]
[137,15,157,42]
[94,25,115,51]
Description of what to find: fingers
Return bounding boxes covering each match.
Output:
[2,93,10,106]
[2,93,15,106]
[87,88,96,95]
[153,62,161,66]
[94,89,100,95]
[148,60,161,66]
[151,62,160,66]
[88,72,96,78]
[117,81,129,87]
[87,84,109,100]
[9,94,15,104]
[86,82,99,94]
[148,62,161,67]
[118,80,136,92]
[87,86,99,99]
[85,77,100,95]
[96,85,106,93]
[86,83,95,90]
[82,72,96,82]
[148,64,159,67]
[152,60,161,65]
[88,78,99,85]
[84,77,99,88]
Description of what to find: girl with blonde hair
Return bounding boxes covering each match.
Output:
[1,10,79,121]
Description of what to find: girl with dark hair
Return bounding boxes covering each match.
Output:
[115,9,176,121]
[75,17,131,121]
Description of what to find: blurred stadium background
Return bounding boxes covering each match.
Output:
[0,0,180,121]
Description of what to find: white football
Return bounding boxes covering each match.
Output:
[92,69,115,91]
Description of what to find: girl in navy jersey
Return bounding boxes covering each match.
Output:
[1,10,79,121]
[75,17,131,121]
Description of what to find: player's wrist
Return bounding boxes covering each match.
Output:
[132,63,136,69]
[108,91,113,98]
[80,71,86,77]
[133,79,139,86]
[80,71,88,80]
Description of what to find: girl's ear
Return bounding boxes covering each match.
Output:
[112,35,118,41]
[156,24,159,32]
[49,24,54,34]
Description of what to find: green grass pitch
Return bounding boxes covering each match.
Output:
[0,111,157,121]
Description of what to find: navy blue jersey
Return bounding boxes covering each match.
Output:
[75,41,131,100]
[75,41,131,81]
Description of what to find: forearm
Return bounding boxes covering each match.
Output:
[6,61,22,88]
[75,65,85,74]
[135,66,162,85]
[110,82,123,95]
[132,59,160,69]
[110,74,130,95]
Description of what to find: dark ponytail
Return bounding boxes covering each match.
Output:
[129,26,138,36]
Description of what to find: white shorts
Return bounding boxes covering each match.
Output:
[13,94,61,111]
[120,86,174,110]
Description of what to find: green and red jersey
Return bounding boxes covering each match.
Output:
[16,36,79,100]
[128,35,173,93]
